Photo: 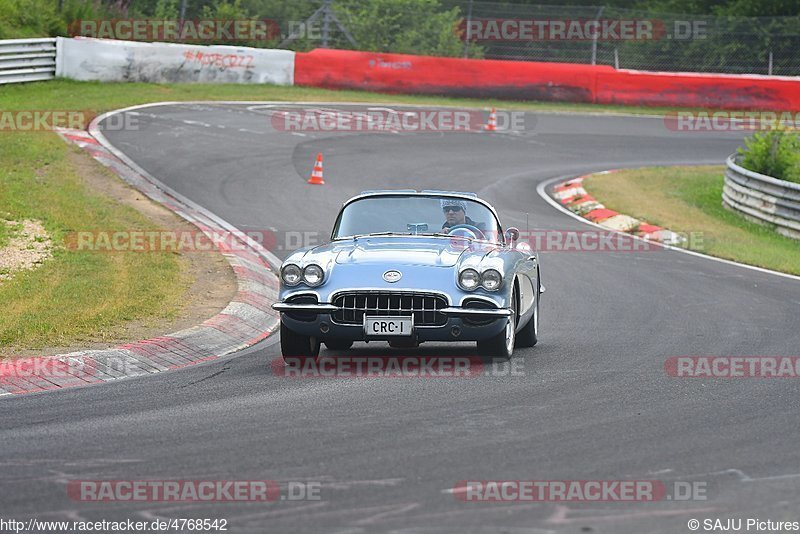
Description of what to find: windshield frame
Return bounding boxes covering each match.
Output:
[330,193,505,245]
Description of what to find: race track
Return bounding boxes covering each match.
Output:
[2,103,800,534]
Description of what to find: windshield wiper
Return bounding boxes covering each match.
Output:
[349,231,412,239]
[420,232,474,241]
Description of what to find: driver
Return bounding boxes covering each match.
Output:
[441,199,485,232]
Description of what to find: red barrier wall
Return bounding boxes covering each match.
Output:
[596,69,800,111]
[295,48,800,111]
[295,49,612,103]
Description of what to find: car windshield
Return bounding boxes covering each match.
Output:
[332,195,501,242]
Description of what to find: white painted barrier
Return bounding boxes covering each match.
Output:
[55,37,294,85]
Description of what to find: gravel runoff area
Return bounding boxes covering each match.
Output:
[0,219,53,282]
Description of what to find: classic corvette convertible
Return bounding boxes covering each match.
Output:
[272,190,543,360]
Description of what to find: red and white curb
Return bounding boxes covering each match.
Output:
[553,171,686,246]
[0,127,280,397]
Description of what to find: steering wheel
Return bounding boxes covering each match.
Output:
[447,224,486,240]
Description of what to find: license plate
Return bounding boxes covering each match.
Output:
[364,316,413,337]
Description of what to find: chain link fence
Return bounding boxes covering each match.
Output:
[262,0,800,76]
[445,1,800,75]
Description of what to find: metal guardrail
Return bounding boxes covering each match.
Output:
[723,154,800,240]
[0,38,57,85]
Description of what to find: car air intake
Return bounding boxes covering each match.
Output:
[332,292,447,326]
[462,298,500,326]
[286,294,318,322]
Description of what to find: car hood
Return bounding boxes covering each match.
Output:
[329,236,467,267]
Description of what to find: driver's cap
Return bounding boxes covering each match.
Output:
[441,199,467,211]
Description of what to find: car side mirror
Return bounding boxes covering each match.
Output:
[505,227,520,244]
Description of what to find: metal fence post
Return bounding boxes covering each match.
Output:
[591,6,605,65]
[322,0,332,48]
[463,0,474,59]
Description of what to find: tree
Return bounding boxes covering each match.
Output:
[335,0,481,57]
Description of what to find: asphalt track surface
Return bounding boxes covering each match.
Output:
[3,103,800,534]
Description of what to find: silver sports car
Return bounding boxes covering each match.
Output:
[272,190,543,360]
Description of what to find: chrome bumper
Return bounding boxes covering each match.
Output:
[440,307,512,317]
[271,302,338,313]
[272,302,511,318]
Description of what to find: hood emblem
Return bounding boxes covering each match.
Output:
[383,270,402,283]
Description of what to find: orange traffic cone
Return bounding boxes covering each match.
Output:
[484,108,497,131]
[308,153,325,185]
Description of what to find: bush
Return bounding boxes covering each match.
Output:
[0,0,118,39]
[0,0,63,38]
[738,129,800,184]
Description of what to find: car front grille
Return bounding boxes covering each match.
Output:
[332,292,448,326]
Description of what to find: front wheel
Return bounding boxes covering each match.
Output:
[477,287,517,360]
[516,278,539,348]
[280,321,320,363]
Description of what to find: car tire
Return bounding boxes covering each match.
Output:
[477,286,517,360]
[515,277,539,348]
[324,339,354,351]
[281,321,320,363]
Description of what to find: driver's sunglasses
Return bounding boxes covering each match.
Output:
[442,206,463,213]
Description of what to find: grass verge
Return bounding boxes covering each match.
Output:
[0,133,189,355]
[1,78,724,117]
[0,217,12,248]
[583,166,800,276]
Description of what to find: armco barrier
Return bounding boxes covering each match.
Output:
[0,38,57,85]
[294,49,800,112]
[56,37,294,85]
[723,154,800,240]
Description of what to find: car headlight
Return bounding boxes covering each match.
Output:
[281,264,302,286]
[481,269,502,291]
[459,268,480,291]
[302,264,324,286]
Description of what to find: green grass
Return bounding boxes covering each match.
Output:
[584,166,800,275]
[0,78,728,117]
[0,132,187,354]
[0,218,12,248]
